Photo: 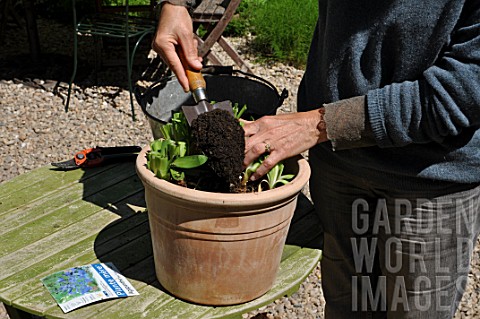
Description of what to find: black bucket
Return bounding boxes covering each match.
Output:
[135,66,289,139]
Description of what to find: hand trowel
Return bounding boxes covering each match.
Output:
[181,66,234,125]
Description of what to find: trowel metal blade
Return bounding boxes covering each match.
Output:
[182,100,234,125]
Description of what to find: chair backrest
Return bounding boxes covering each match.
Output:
[192,0,230,23]
[192,0,241,58]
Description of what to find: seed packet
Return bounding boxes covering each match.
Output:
[41,262,139,313]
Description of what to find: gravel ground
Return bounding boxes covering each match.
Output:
[1,16,480,319]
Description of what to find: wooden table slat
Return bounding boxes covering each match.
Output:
[279,244,302,261]
[0,209,148,302]
[0,163,123,209]
[0,163,138,237]
[0,166,82,200]
[0,163,133,217]
[0,185,144,281]
[6,226,153,315]
[11,287,56,316]
[0,175,143,259]
[0,235,99,304]
[81,283,174,319]
[72,248,320,319]
[145,297,213,319]
[0,211,118,282]
[0,167,85,215]
[0,163,322,319]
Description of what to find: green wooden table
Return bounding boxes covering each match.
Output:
[0,162,322,319]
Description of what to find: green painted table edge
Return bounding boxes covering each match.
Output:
[0,163,322,319]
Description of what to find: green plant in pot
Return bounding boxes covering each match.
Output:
[146,112,208,186]
[135,105,311,306]
[146,105,294,193]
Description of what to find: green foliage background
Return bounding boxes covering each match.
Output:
[34,0,318,67]
[227,0,318,67]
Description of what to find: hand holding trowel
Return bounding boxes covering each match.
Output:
[179,51,234,125]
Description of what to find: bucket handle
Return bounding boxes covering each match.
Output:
[234,69,288,101]
[135,65,289,109]
[201,66,289,106]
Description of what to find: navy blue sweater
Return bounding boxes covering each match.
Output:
[298,0,480,185]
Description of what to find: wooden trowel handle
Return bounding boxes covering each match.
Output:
[179,49,208,103]
[178,48,206,91]
[186,69,206,91]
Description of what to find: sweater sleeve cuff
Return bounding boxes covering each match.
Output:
[323,95,376,151]
[157,0,197,7]
[157,0,198,16]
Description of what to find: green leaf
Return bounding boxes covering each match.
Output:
[281,174,295,180]
[146,153,156,171]
[177,141,187,157]
[153,157,170,180]
[147,154,170,180]
[171,111,191,142]
[257,161,296,190]
[159,123,172,140]
[158,157,171,180]
[170,169,185,181]
[234,104,248,119]
[168,141,178,157]
[242,161,261,185]
[171,155,208,169]
[150,140,164,153]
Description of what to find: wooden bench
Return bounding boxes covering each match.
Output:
[0,161,322,319]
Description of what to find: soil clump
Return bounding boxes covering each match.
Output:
[191,109,245,192]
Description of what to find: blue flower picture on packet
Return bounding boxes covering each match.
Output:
[41,262,139,313]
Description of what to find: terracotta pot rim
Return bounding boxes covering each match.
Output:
[136,145,311,206]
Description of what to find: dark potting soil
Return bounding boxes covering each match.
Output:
[191,109,245,191]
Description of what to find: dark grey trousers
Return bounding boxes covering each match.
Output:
[309,151,480,319]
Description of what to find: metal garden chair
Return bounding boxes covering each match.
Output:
[66,0,156,120]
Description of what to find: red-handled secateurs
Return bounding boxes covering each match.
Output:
[51,146,142,170]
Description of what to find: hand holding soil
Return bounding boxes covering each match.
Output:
[243,108,328,180]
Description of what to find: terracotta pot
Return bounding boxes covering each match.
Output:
[135,146,311,305]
